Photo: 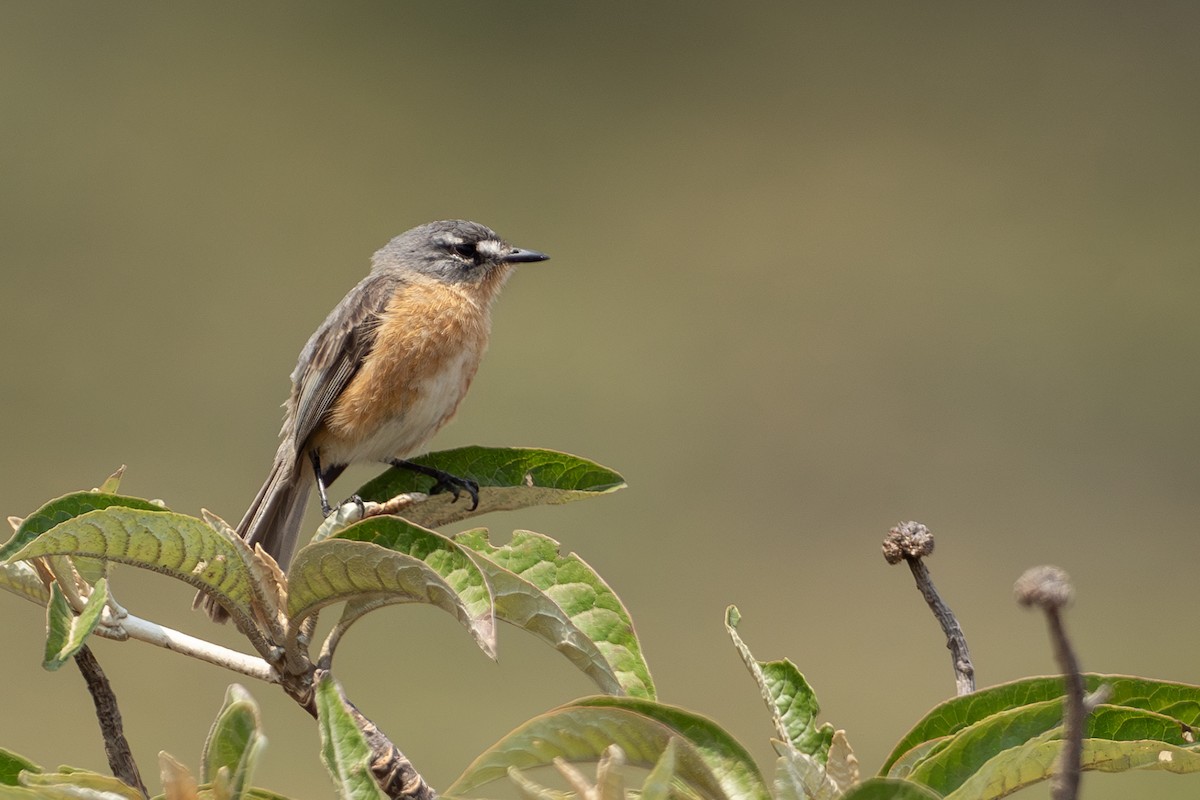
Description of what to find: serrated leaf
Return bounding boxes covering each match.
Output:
[287,538,495,658]
[0,560,50,605]
[315,673,386,800]
[18,769,144,799]
[839,778,943,799]
[0,492,163,562]
[6,507,258,624]
[882,674,1200,777]
[354,447,625,528]
[0,748,40,785]
[43,577,109,671]
[457,528,654,699]
[572,697,770,800]
[448,699,743,800]
[201,685,266,797]
[726,606,833,761]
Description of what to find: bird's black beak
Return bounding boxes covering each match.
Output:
[501,247,550,264]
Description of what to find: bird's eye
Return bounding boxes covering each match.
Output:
[450,242,478,261]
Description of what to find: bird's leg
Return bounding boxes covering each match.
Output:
[308,450,333,515]
[389,459,480,511]
[309,451,355,517]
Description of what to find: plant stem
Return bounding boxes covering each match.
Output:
[74,645,148,798]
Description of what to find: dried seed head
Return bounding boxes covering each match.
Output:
[882,521,935,564]
[1014,565,1073,609]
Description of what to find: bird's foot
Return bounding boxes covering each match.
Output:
[390,459,480,511]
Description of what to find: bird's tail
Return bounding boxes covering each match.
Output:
[197,448,312,622]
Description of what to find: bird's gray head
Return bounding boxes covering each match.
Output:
[372,220,549,291]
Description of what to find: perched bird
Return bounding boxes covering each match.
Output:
[201,220,548,621]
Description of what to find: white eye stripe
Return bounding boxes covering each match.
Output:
[475,239,503,258]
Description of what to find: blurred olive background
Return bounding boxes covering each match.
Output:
[2,3,1198,799]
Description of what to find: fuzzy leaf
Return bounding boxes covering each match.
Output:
[457,528,654,699]
[0,560,50,605]
[883,674,1200,779]
[315,674,386,800]
[6,507,257,625]
[43,578,109,671]
[287,537,495,658]
[201,684,267,797]
[0,492,162,562]
[449,699,744,800]
[727,606,832,760]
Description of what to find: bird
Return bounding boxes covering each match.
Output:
[199,219,548,621]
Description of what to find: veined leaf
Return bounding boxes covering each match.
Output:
[353,447,625,528]
[43,578,109,671]
[882,674,1200,777]
[840,778,943,799]
[447,697,764,800]
[726,606,833,760]
[909,700,1200,797]
[0,492,162,562]
[945,737,1200,799]
[6,507,257,623]
[571,697,770,800]
[0,560,50,606]
[456,528,654,699]
[201,684,267,797]
[17,770,144,799]
[315,674,386,800]
[287,538,495,658]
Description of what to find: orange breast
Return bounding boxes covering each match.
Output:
[317,279,492,462]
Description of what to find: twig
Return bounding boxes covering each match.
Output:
[92,611,277,683]
[882,521,975,695]
[1015,566,1085,800]
[73,645,148,798]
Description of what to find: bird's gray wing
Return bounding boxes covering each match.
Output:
[285,274,400,452]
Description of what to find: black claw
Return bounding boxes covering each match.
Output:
[324,494,365,519]
[390,459,481,511]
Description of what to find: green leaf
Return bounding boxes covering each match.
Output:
[43,577,109,671]
[726,605,833,760]
[315,673,387,800]
[6,507,258,625]
[456,528,654,699]
[0,748,40,785]
[448,698,757,800]
[17,770,144,799]
[95,467,126,495]
[882,674,1200,777]
[943,736,1200,799]
[201,684,267,797]
[353,447,625,528]
[905,698,1200,797]
[0,492,162,562]
[0,560,50,605]
[640,738,679,800]
[840,778,943,799]
[287,536,496,658]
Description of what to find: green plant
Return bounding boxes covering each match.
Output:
[2,455,1198,800]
